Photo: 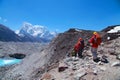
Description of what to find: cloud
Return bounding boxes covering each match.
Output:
[0,17,7,23]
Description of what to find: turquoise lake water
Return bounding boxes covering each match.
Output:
[0,59,21,67]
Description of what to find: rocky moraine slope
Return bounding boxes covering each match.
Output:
[0,25,120,80]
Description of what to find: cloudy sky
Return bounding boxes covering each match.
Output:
[0,0,120,32]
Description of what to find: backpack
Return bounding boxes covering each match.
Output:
[80,40,84,49]
[96,33,102,45]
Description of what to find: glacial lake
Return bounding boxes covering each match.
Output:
[0,59,21,66]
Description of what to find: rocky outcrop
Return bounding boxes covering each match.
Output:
[9,53,26,59]
[41,38,120,80]
[47,29,104,64]
[101,25,119,32]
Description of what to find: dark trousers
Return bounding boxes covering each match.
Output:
[75,48,83,58]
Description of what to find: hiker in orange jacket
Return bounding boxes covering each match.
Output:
[74,38,84,58]
[89,32,102,62]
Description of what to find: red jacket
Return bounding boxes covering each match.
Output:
[74,40,84,52]
[74,42,80,52]
[89,35,99,48]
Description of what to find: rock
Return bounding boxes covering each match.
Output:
[64,57,73,62]
[72,62,78,65]
[108,49,115,55]
[41,73,53,80]
[99,66,106,71]
[58,62,68,72]
[93,69,98,75]
[74,69,86,80]
[100,57,109,63]
[107,37,110,40]
[9,53,26,59]
[58,67,68,72]
[73,57,79,61]
[0,53,8,58]
[116,54,120,60]
[72,66,77,71]
[111,62,120,67]
[59,62,67,67]
[98,61,104,65]
[86,51,92,57]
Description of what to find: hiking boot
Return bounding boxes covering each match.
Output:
[101,58,109,63]
[93,58,100,63]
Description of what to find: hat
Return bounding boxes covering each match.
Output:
[93,32,97,35]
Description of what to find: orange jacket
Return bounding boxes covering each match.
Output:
[89,35,99,48]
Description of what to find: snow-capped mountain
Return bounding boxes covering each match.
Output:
[107,25,120,33]
[16,22,57,42]
[101,25,120,41]
[101,25,120,33]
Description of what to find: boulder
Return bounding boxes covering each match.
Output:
[64,57,73,63]
[74,73,86,80]
[9,53,26,59]
[74,69,86,80]
[58,66,68,72]
[41,73,54,80]
[116,54,120,60]
[58,62,68,72]
[111,62,120,67]
[98,66,106,71]
[108,49,115,55]
[93,69,98,75]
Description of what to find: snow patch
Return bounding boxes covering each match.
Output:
[75,29,82,32]
[15,30,19,34]
[107,26,120,33]
[107,37,110,40]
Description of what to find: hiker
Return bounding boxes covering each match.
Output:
[89,32,102,62]
[74,38,84,58]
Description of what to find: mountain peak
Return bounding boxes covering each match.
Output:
[22,22,33,31]
[107,26,120,33]
[101,25,120,33]
[16,22,57,42]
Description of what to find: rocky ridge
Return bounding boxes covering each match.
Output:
[41,38,120,80]
[39,28,120,80]
[0,28,120,80]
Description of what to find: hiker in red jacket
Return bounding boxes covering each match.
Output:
[74,38,84,58]
[89,32,101,62]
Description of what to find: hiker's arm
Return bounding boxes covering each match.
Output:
[89,38,93,46]
[90,43,92,46]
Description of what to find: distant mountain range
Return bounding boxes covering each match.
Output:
[15,22,57,42]
[0,22,57,42]
[0,23,120,42]
[0,24,22,42]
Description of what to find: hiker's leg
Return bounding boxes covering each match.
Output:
[91,47,97,59]
[74,52,77,57]
[78,49,83,58]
